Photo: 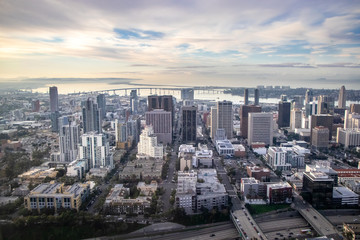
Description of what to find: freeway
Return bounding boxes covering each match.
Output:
[293,194,341,239]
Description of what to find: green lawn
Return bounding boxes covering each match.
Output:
[246,204,291,215]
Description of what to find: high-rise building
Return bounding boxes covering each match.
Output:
[350,104,360,114]
[130,90,138,114]
[49,86,59,112]
[210,107,217,139]
[32,100,40,112]
[292,95,304,109]
[254,89,260,105]
[181,88,194,100]
[240,105,261,138]
[310,114,333,141]
[59,120,80,162]
[137,126,163,159]
[290,108,302,130]
[50,111,60,132]
[217,101,233,139]
[305,89,313,104]
[338,85,346,109]
[147,95,173,112]
[244,88,249,105]
[344,111,360,129]
[318,95,335,114]
[278,100,291,128]
[146,109,172,144]
[79,132,113,169]
[248,112,273,145]
[115,117,140,149]
[96,94,106,119]
[82,98,101,133]
[182,106,197,142]
[311,126,329,150]
[302,171,333,208]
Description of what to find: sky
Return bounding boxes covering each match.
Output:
[0,0,360,89]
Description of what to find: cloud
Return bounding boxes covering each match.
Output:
[114,28,164,40]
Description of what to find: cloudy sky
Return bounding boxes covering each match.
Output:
[0,0,360,89]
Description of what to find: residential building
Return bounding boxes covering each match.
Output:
[310,114,333,141]
[267,182,292,204]
[241,177,259,198]
[248,112,273,145]
[193,148,213,168]
[59,120,80,162]
[97,94,106,119]
[317,95,334,114]
[104,184,151,215]
[82,98,101,133]
[79,132,113,169]
[350,104,360,114]
[180,155,193,171]
[137,125,163,159]
[337,128,360,149]
[246,166,271,182]
[24,181,90,213]
[66,159,88,180]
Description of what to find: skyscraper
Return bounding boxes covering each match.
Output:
[217,101,233,139]
[82,98,101,133]
[305,89,313,104]
[254,89,260,105]
[290,108,302,130]
[148,95,173,112]
[350,104,360,114]
[146,109,172,144]
[96,94,106,119]
[240,105,261,138]
[248,112,273,146]
[317,95,335,114]
[49,86,59,112]
[130,90,138,113]
[278,100,291,128]
[310,114,334,141]
[210,107,217,139]
[182,106,197,142]
[338,85,346,109]
[181,88,194,100]
[244,88,249,105]
[59,120,80,162]
[79,132,113,169]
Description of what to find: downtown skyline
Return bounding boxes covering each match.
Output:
[0,0,360,90]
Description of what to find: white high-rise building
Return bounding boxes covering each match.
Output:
[79,132,113,169]
[59,121,80,162]
[248,113,273,145]
[137,126,163,159]
[290,109,302,130]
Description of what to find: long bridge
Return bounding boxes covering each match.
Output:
[68,86,236,96]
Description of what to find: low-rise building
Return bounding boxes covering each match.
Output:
[266,182,292,204]
[233,144,246,158]
[193,149,213,168]
[333,186,359,207]
[66,159,87,180]
[302,171,334,208]
[18,167,58,183]
[241,177,259,198]
[24,181,90,213]
[215,139,234,156]
[104,184,151,215]
[343,223,360,240]
[246,166,271,182]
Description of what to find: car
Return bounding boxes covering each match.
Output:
[313,216,317,219]
[210,234,216,237]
